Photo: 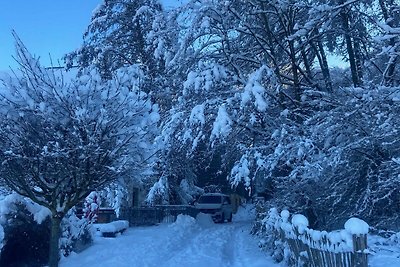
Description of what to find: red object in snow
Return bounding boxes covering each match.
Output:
[84,193,99,222]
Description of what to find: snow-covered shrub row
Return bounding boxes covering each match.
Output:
[263,208,369,260]
[251,201,286,263]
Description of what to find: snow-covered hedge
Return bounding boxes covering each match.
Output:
[0,194,52,265]
[0,193,51,250]
[0,193,94,259]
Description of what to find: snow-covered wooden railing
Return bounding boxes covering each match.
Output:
[267,208,369,267]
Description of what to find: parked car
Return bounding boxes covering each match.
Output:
[195,193,233,223]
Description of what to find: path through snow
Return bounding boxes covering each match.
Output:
[61,208,280,267]
[60,206,400,267]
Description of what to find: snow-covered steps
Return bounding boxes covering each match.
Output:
[94,220,129,237]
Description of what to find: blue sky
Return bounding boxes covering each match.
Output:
[0,0,101,70]
[0,1,345,71]
[0,0,181,71]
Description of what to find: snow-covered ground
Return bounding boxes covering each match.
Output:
[369,234,400,267]
[59,205,400,267]
[60,206,281,267]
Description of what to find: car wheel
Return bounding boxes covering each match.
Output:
[220,213,225,223]
[227,213,232,222]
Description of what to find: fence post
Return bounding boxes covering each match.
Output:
[353,234,368,267]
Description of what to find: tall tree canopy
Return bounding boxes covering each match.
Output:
[64,0,400,231]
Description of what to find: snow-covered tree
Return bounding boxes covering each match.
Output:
[64,0,164,80]
[0,38,159,267]
[373,0,400,86]
[65,0,186,113]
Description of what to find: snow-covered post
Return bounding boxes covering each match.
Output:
[344,218,369,267]
[291,214,310,266]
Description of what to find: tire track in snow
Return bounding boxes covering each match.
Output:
[162,223,233,266]
[230,221,280,267]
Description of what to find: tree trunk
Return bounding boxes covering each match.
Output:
[339,2,361,87]
[289,39,301,101]
[312,40,333,92]
[301,48,312,80]
[353,38,364,83]
[317,40,333,92]
[48,213,63,267]
[259,5,284,85]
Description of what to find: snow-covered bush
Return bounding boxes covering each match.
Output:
[147,175,170,205]
[100,184,128,217]
[60,208,93,257]
[252,204,286,263]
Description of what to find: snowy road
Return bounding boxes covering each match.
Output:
[60,212,280,267]
[59,208,400,267]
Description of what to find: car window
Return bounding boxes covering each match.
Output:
[198,195,222,204]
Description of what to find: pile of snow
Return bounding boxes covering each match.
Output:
[169,213,216,232]
[234,204,256,222]
[344,217,369,236]
[195,213,214,227]
[170,214,196,230]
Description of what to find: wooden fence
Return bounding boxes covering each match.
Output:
[119,205,199,226]
[268,209,369,267]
